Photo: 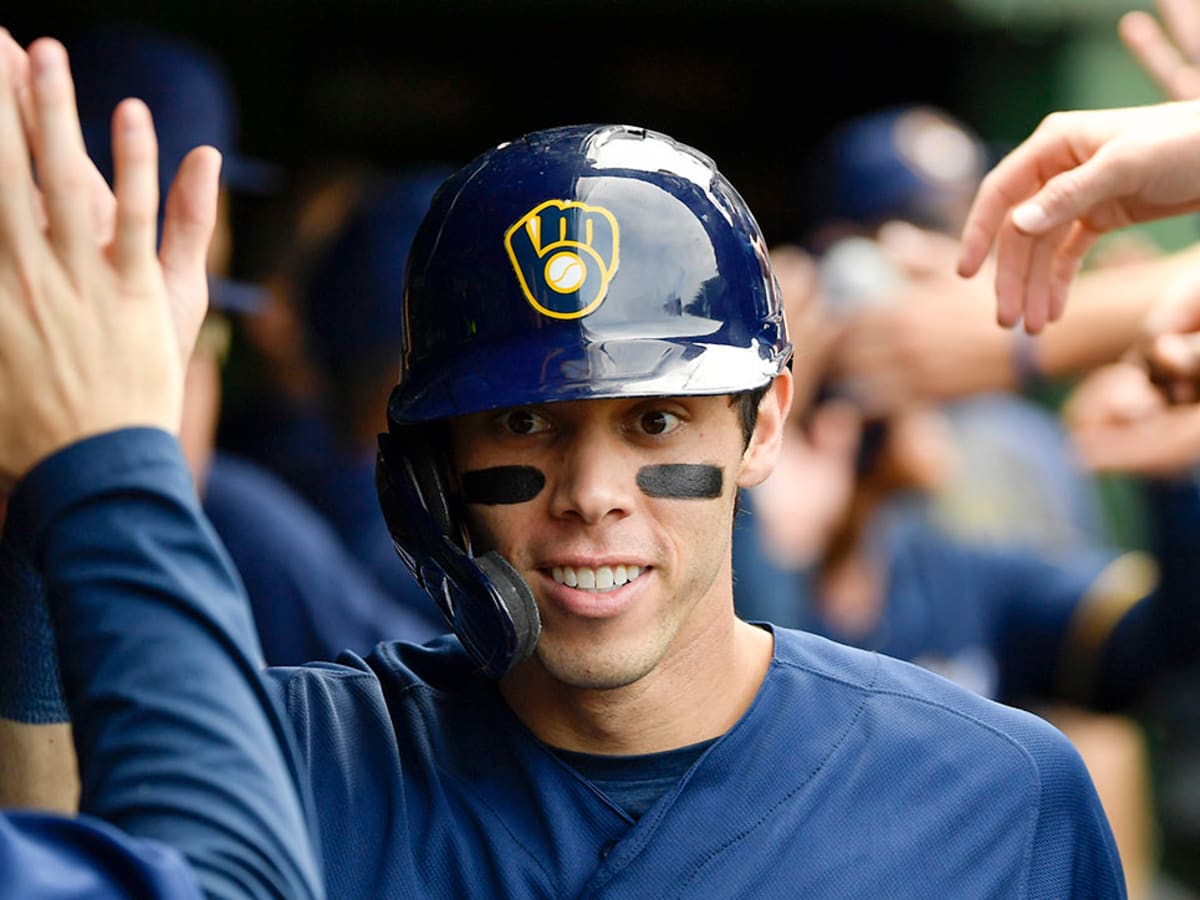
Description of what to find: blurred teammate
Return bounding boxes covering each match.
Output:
[799,103,1108,552]
[69,23,441,663]
[281,168,460,635]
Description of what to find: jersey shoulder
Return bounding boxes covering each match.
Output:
[771,625,1094,770]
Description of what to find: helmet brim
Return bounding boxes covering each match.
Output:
[390,334,792,423]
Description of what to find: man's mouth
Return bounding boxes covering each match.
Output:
[550,564,644,592]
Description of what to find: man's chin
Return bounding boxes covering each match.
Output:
[533,641,656,692]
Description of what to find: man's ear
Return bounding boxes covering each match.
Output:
[737,369,793,489]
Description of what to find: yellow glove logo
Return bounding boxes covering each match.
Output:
[505,200,620,319]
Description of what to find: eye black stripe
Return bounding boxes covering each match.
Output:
[461,466,546,505]
[636,464,723,499]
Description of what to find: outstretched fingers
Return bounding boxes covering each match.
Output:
[1159,0,1200,60]
[1009,146,1132,238]
[0,31,116,245]
[159,144,221,358]
[956,163,1031,280]
[0,30,39,264]
[1119,10,1200,100]
[26,38,95,271]
[961,120,1135,331]
[1047,223,1098,323]
[109,98,159,279]
[991,221,1028,329]
[957,112,1101,279]
[1020,223,1067,334]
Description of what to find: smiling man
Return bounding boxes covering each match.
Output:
[449,394,776,736]
[282,123,1125,897]
[0,44,1126,896]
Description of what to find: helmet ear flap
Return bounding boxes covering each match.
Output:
[375,414,540,678]
[394,424,461,546]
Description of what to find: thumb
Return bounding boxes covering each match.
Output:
[1011,150,1127,235]
[159,145,222,359]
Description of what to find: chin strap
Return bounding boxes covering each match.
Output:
[375,428,541,679]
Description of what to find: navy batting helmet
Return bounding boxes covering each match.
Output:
[377,123,792,677]
[393,123,790,420]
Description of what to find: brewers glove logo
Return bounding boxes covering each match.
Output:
[505,200,620,319]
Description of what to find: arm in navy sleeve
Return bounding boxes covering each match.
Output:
[0,811,203,899]
[3,428,325,900]
[0,539,67,723]
[1090,475,1200,710]
[990,475,1200,711]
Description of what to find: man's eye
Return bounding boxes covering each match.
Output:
[639,410,681,436]
[503,409,549,435]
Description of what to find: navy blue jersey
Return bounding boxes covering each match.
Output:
[0,812,202,899]
[268,629,1123,898]
[5,429,1125,898]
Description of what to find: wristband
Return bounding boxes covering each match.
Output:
[0,539,68,723]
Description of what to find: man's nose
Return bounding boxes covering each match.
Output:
[547,429,634,526]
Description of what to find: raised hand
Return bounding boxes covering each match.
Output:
[1120,0,1200,101]
[0,33,219,490]
[956,100,1200,334]
[1064,359,1200,476]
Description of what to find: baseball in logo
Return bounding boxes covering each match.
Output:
[504,200,620,319]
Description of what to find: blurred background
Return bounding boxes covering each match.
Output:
[9,0,1197,261]
[12,4,1200,896]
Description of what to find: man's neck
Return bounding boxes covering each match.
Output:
[500,618,773,755]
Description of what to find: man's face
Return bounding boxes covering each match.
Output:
[447,384,786,692]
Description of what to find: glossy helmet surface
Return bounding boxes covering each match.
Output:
[390,123,792,423]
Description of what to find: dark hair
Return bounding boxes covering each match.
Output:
[730,384,771,448]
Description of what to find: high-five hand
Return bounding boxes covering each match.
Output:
[0,32,220,490]
[956,100,1200,334]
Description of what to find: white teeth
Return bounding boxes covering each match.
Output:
[551,564,644,592]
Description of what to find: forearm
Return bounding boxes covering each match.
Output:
[0,720,77,812]
[1036,244,1200,380]
[9,428,323,900]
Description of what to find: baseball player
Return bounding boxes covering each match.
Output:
[0,33,1125,898]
